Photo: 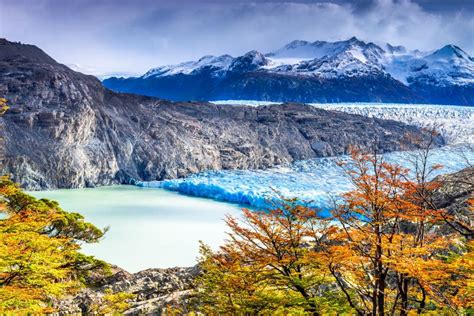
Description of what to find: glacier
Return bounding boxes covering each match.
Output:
[137,146,474,211]
[138,102,474,210]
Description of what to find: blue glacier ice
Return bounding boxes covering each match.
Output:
[137,146,474,210]
[139,102,473,210]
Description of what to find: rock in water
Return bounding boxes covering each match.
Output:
[0,39,443,189]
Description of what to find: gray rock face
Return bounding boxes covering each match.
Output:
[0,39,444,189]
[433,167,473,238]
[54,266,199,315]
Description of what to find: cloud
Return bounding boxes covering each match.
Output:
[0,0,472,77]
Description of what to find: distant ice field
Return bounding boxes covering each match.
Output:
[139,102,474,210]
[212,101,474,145]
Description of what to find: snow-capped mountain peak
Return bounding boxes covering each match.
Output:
[228,50,269,72]
[130,37,473,94]
[382,43,474,86]
[142,54,233,78]
[267,37,385,67]
[263,37,387,78]
[268,38,355,60]
[427,45,471,61]
[267,39,331,60]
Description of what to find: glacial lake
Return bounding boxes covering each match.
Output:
[29,185,242,273]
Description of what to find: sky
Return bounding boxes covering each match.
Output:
[0,0,473,78]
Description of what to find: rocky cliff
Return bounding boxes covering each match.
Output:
[0,39,444,189]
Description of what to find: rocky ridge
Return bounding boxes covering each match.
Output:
[433,167,474,237]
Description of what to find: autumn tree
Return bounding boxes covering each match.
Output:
[325,147,472,315]
[195,200,350,315]
[0,176,110,313]
[195,242,274,314]
[0,98,138,313]
[398,134,473,313]
[196,144,472,315]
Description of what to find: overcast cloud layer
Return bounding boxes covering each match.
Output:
[1,0,473,77]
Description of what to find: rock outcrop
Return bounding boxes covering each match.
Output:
[0,39,444,189]
[433,166,474,237]
[54,266,199,315]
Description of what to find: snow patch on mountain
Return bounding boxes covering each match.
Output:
[267,39,347,60]
[286,52,383,78]
[143,54,233,78]
[383,45,474,86]
[264,37,387,78]
[228,50,269,73]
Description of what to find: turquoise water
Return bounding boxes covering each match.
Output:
[29,185,242,273]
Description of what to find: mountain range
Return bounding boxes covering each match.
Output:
[103,37,474,105]
[0,38,440,189]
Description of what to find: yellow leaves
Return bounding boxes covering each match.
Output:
[0,286,45,314]
[0,176,109,313]
[198,151,471,314]
[321,149,473,314]
[0,98,8,115]
[197,202,341,314]
[0,227,79,312]
[197,148,471,314]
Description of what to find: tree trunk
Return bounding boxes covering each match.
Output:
[400,277,408,316]
[375,223,385,316]
[377,274,385,315]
